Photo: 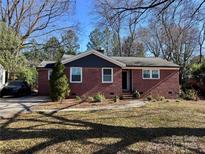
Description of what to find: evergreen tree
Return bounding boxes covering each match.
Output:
[87,28,104,50]
[0,22,25,79]
[43,37,64,61]
[111,33,121,56]
[50,61,69,102]
[61,29,80,55]
[102,27,113,55]
[23,39,42,66]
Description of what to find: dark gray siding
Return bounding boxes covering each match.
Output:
[44,63,55,68]
[64,54,120,67]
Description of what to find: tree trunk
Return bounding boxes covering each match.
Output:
[199,45,202,63]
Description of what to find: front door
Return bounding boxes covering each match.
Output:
[122,70,130,91]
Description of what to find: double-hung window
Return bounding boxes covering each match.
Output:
[143,70,150,79]
[152,70,159,79]
[102,68,113,83]
[143,69,160,79]
[70,67,82,83]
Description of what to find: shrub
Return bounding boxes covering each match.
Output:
[146,95,165,102]
[50,61,70,102]
[119,96,123,100]
[113,96,119,102]
[81,96,86,101]
[87,96,94,102]
[155,96,165,101]
[166,99,170,103]
[133,90,140,99]
[152,99,156,102]
[94,93,106,102]
[146,95,153,101]
[189,61,205,96]
[75,96,81,102]
[181,89,198,101]
[18,67,38,89]
[176,99,181,102]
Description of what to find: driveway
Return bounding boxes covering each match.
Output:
[0,96,50,118]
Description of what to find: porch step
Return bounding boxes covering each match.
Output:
[121,93,134,99]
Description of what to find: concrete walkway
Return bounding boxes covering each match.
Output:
[0,96,145,118]
[37,100,145,114]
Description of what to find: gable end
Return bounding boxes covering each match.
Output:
[62,50,125,67]
[64,54,120,67]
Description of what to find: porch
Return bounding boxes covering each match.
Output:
[121,69,134,99]
[122,69,132,93]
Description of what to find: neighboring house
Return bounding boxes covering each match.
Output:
[0,64,6,89]
[37,50,180,98]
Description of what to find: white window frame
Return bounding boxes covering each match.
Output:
[48,69,52,80]
[70,67,82,83]
[142,69,160,79]
[102,68,113,83]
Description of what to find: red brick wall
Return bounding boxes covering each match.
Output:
[65,67,122,98]
[38,67,122,98]
[132,69,180,99]
[38,67,179,99]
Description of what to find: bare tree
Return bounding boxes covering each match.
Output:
[124,16,137,56]
[122,36,144,57]
[95,0,146,56]
[138,1,200,84]
[198,22,205,63]
[0,0,74,50]
[138,24,162,57]
[108,0,205,19]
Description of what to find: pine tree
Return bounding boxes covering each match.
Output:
[102,27,113,55]
[87,28,104,50]
[43,37,64,61]
[50,61,69,102]
[23,39,42,66]
[61,29,80,55]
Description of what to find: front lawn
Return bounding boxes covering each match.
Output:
[0,100,205,153]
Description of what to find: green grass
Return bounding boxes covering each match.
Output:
[1,100,205,153]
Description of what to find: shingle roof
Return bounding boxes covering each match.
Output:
[38,51,179,68]
[112,57,179,68]
[61,54,74,60]
[38,61,55,68]
[38,54,75,68]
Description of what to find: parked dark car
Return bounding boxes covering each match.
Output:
[0,80,31,97]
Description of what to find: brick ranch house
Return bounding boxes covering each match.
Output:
[37,50,180,99]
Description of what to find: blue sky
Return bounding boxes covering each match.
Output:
[69,0,130,51]
[29,0,96,52]
[74,0,96,51]
[4,0,130,52]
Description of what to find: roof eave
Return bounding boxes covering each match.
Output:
[124,66,180,70]
[125,65,179,68]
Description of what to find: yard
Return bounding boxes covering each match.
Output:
[0,100,205,153]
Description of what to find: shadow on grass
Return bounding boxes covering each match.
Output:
[0,109,205,153]
[47,99,86,115]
